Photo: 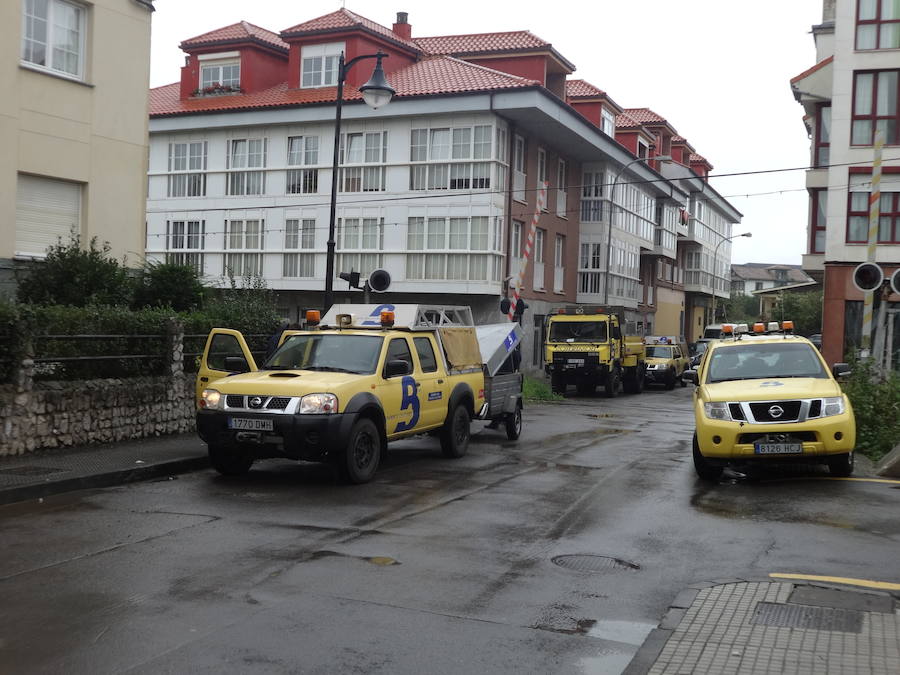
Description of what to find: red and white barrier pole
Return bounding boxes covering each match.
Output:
[508,181,548,321]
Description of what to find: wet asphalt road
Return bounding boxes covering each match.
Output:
[1,385,899,674]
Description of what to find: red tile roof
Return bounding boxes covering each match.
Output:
[624,108,669,125]
[281,9,420,52]
[180,21,288,52]
[566,79,607,99]
[416,30,575,72]
[149,56,538,117]
[690,153,711,166]
[789,55,834,84]
[615,112,643,130]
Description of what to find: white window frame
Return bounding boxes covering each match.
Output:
[511,220,523,260]
[556,159,567,217]
[167,141,207,198]
[283,218,316,278]
[554,234,565,293]
[513,135,526,202]
[21,0,87,81]
[165,220,205,274]
[224,218,265,277]
[601,108,616,136]
[227,138,267,196]
[286,136,319,195]
[340,131,387,193]
[301,41,344,89]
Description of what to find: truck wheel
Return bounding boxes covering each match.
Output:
[441,404,471,458]
[680,370,688,387]
[693,433,723,482]
[826,451,854,477]
[505,406,523,441]
[551,374,565,395]
[338,417,382,484]
[665,369,676,390]
[603,368,619,398]
[208,444,253,476]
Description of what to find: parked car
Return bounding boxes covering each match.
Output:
[808,334,822,350]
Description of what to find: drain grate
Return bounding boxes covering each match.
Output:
[551,554,640,573]
[752,602,863,633]
[0,465,67,477]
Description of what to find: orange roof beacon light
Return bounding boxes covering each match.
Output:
[753,322,766,334]
[782,320,794,333]
[722,324,735,336]
[306,309,321,327]
[380,310,395,328]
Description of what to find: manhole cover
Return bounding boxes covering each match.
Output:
[0,465,67,477]
[752,602,863,633]
[551,555,640,573]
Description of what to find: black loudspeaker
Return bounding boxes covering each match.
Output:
[339,271,361,289]
[890,268,900,296]
[852,262,883,293]
[368,269,391,292]
[499,297,511,314]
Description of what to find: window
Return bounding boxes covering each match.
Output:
[533,228,545,290]
[512,135,526,201]
[301,42,342,88]
[406,216,499,281]
[556,160,567,217]
[511,221,523,259]
[414,337,438,373]
[554,234,565,293]
[336,217,383,277]
[755,282,764,291]
[227,138,267,195]
[22,0,85,79]
[581,171,604,222]
[847,188,900,243]
[856,0,900,49]
[15,174,81,258]
[851,70,900,146]
[283,219,315,277]
[286,136,319,194]
[167,142,207,197]
[386,338,413,375]
[601,108,616,137]
[537,148,547,187]
[811,189,827,254]
[341,131,386,192]
[166,220,205,274]
[815,105,831,168]
[224,219,264,277]
[637,141,649,158]
[200,61,240,91]
[409,125,492,191]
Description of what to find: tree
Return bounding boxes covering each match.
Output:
[772,290,823,336]
[132,262,205,312]
[721,293,760,325]
[17,234,130,307]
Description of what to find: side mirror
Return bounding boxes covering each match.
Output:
[385,359,411,378]
[223,356,250,373]
[682,369,699,386]
[612,327,622,340]
[832,362,851,379]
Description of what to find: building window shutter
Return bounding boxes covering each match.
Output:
[15,175,82,258]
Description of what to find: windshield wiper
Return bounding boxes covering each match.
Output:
[261,364,295,370]
[302,366,357,373]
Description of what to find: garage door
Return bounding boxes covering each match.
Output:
[15,174,82,258]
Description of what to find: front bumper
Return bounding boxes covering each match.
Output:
[644,367,672,383]
[695,412,855,460]
[197,409,357,462]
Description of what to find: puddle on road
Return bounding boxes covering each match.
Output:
[577,649,634,675]
[586,619,655,646]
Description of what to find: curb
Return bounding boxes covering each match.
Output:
[0,456,210,506]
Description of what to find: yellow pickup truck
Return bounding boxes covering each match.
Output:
[195,305,490,484]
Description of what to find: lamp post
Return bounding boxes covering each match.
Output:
[604,155,673,307]
[323,51,395,313]
[710,231,752,322]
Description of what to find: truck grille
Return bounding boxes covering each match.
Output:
[739,431,817,444]
[749,401,802,422]
[226,395,244,408]
[266,397,291,410]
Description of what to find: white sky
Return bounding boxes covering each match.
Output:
[149,0,823,265]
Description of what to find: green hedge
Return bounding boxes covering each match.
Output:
[841,358,900,462]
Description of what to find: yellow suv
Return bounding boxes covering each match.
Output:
[684,325,855,480]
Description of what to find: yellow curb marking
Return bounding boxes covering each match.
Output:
[770,573,900,591]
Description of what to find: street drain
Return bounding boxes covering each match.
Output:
[752,602,863,633]
[551,555,640,573]
[0,465,67,476]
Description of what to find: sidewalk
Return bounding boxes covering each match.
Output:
[0,434,209,506]
[626,579,900,675]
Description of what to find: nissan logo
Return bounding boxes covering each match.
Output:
[768,405,784,419]
[249,396,264,409]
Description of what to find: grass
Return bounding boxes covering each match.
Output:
[523,375,564,402]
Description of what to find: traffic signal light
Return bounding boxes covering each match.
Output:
[499,297,511,314]
[514,299,527,316]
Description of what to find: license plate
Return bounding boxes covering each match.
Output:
[754,442,802,455]
[567,359,585,366]
[228,417,274,431]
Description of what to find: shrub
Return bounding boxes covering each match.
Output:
[17,234,131,307]
[841,358,900,462]
[524,376,563,402]
[132,262,206,312]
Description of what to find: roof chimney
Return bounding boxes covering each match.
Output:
[393,11,411,40]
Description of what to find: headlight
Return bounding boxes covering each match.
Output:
[822,396,845,417]
[200,389,222,410]
[703,401,731,421]
[299,393,338,414]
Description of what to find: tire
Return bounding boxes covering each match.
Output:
[826,451,854,477]
[603,368,619,398]
[505,406,523,441]
[679,370,688,387]
[693,433,723,482]
[208,444,253,476]
[665,369,676,390]
[338,417,382,484]
[441,404,471,458]
[551,373,565,395]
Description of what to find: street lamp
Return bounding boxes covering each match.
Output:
[604,155,673,306]
[710,231,752,322]
[323,51,395,313]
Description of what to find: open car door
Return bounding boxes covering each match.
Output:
[196,329,258,405]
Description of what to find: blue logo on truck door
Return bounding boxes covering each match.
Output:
[394,375,420,432]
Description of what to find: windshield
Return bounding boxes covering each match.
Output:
[706,342,828,383]
[262,334,384,374]
[646,346,673,358]
[694,341,710,355]
[549,321,608,343]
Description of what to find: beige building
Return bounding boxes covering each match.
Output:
[1,0,154,297]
